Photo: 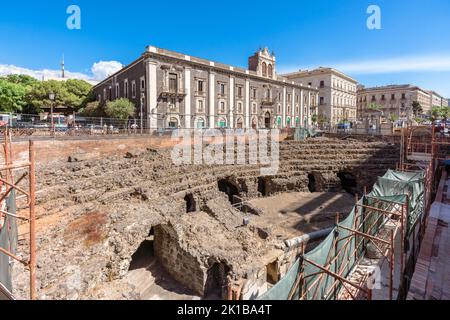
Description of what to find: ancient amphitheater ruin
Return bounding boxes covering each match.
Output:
[7,135,402,300]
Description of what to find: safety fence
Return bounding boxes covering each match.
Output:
[257,169,425,300]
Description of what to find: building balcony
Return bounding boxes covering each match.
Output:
[195,90,206,97]
[261,97,277,106]
[160,86,186,99]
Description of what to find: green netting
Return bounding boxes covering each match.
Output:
[256,169,426,300]
[370,170,424,235]
[257,259,301,300]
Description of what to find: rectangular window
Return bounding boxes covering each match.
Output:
[320,97,324,105]
[198,100,204,112]
[220,101,225,113]
[320,81,325,88]
[197,80,204,93]
[253,88,257,99]
[124,80,129,98]
[115,83,120,97]
[237,86,243,98]
[169,74,178,92]
[220,83,226,96]
[132,81,136,98]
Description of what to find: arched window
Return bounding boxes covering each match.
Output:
[218,118,227,128]
[236,117,244,129]
[197,118,205,129]
[168,117,179,128]
[268,64,273,78]
[262,62,267,77]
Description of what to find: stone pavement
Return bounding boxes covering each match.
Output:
[408,173,450,300]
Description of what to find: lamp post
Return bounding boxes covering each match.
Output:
[49,92,55,137]
[140,93,145,135]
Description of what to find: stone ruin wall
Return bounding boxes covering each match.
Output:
[11,138,400,300]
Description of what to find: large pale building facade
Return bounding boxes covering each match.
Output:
[283,68,358,125]
[357,85,447,121]
[93,46,319,130]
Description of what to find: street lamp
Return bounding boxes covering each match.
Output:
[49,92,55,136]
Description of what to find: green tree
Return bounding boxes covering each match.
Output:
[388,114,399,123]
[412,101,423,117]
[0,74,38,87]
[0,79,28,112]
[64,79,94,110]
[368,103,382,112]
[81,101,104,117]
[26,80,71,113]
[105,98,135,120]
[429,106,447,121]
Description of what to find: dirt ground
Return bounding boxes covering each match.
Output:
[249,192,356,240]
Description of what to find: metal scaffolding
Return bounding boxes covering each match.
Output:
[0,127,36,300]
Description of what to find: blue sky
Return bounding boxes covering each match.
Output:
[0,0,449,97]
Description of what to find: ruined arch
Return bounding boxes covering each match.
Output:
[218,179,240,204]
[184,193,197,213]
[308,174,317,193]
[204,262,231,299]
[337,171,357,195]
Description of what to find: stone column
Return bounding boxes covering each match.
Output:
[307,90,312,127]
[184,67,191,129]
[283,86,287,128]
[292,88,296,126]
[229,76,235,129]
[245,79,250,129]
[300,88,304,127]
[146,60,158,129]
[209,72,216,128]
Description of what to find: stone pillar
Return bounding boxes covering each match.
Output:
[184,67,191,129]
[307,90,312,127]
[229,76,235,129]
[146,60,158,129]
[292,88,296,124]
[209,72,216,128]
[283,86,287,128]
[300,88,305,127]
[245,79,250,129]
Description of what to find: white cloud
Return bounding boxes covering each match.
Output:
[279,53,450,75]
[0,60,123,83]
[91,61,123,80]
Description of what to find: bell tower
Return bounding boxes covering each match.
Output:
[248,47,276,78]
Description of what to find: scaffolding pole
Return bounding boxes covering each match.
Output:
[0,127,36,300]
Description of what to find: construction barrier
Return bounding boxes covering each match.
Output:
[257,169,425,300]
[0,190,17,299]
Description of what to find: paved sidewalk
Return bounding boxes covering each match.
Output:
[408,174,450,300]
